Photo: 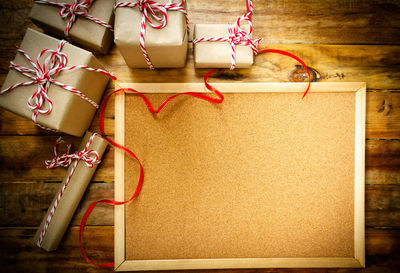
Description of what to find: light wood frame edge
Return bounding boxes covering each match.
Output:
[114,91,126,271]
[114,82,366,271]
[354,83,366,267]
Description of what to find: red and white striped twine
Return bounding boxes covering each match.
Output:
[34,0,114,37]
[37,133,100,247]
[193,0,261,70]
[114,0,189,69]
[0,40,116,131]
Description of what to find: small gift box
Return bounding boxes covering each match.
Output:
[34,131,108,252]
[114,0,188,69]
[29,0,114,54]
[194,23,259,69]
[0,28,115,137]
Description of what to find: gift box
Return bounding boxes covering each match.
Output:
[0,28,113,137]
[114,0,188,68]
[194,24,254,69]
[34,131,108,252]
[29,0,114,54]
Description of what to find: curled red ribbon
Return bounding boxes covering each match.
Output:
[79,69,223,268]
[79,49,311,267]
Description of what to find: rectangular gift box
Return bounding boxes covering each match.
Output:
[0,28,110,137]
[34,131,108,252]
[29,0,114,54]
[194,24,254,68]
[114,0,188,68]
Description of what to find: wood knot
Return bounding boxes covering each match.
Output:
[289,65,320,82]
[377,98,392,116]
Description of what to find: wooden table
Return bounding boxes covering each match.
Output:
[0,1,399,272]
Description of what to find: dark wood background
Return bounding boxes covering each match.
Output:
[0,0,399,272]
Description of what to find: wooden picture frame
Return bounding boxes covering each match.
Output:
[114,82,366,271]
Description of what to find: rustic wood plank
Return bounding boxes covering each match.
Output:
[1,89,400,139]
[2,43,399,91]
[0,135,114,182]
[0,182,398,228]
[0,227,399,273]
[99,44,400,91]
[1,0,400,48]
[0,137,399,184]
[366,140,400,185]
[188,0,400,45]
[0,182,114,227]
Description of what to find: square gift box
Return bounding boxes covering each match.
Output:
[0,28,112,137]
[194,23,254,68]
[114,0,188,68]
[29,0,114,54]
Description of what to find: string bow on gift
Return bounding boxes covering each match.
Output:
[0,40,116,131]
[34,0,114,36]
[38,134,100,247]
[45,137,100,169]
[193,16,261,70]
[114,0,189,69]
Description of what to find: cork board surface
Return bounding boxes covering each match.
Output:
[123,90,356,260]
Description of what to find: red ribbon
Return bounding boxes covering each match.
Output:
[79,69,223,268]
[258,49,311,98]
[79,50,311,268]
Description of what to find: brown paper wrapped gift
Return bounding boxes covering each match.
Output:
[0,28,111,137]
[114,0,188,68]
[29,0,114,54]
[194,24,254,68]
[34,131,108,252]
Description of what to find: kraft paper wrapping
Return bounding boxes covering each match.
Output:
[194,24,254,68]
[29,0,114,54]
[34,131,108,252]
[114,0,188,68]
[0,28,110,137]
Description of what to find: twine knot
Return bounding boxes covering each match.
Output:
[45,136,100,169]
[34,0,113,36]
[135,0,168,28]
[60,1,90,19]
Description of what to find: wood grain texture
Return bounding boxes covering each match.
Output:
[0,182,398,228]
[1,90,400,138]
[0,137,399,185]
[188,0,400,44]
[0,227,398,273]
[0,0,399,272]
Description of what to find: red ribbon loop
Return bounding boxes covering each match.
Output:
[79,69,223,268]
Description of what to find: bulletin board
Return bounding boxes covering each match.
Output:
[114,82,366,271]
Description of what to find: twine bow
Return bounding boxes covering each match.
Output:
[0,40,116,131]
[115,0,188,69]
[45,136,100,169]
[37,133,100,247]
[34,0,113,36]
[193,11,261,70]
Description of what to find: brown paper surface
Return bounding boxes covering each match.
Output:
[123,91,355,260]
[29,0,114,54]
[0,28,110,137]
[114,0,188,68]
[194,24,254,68]
[33,131,108,252]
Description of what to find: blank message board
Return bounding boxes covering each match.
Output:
[114,82,366,271]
